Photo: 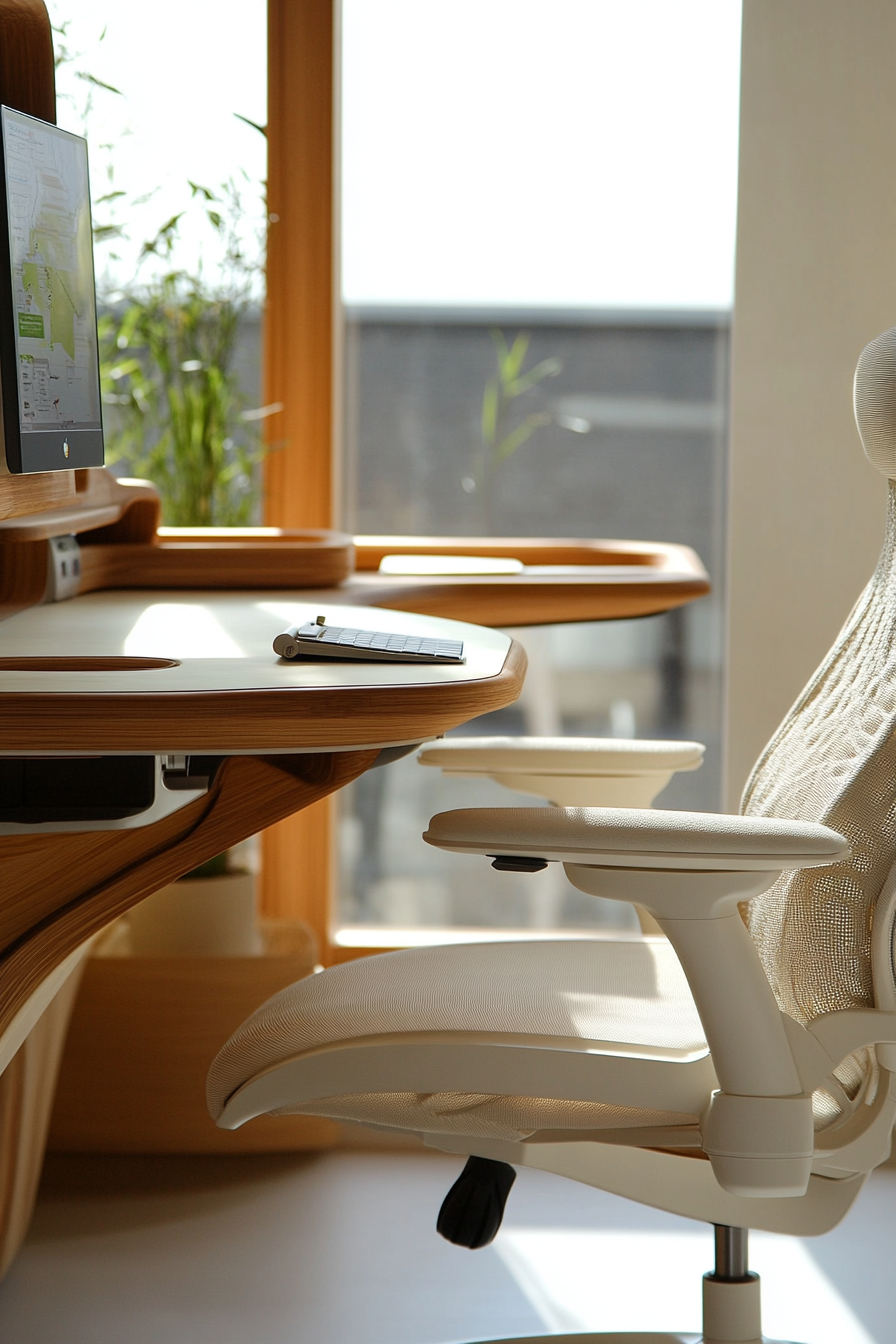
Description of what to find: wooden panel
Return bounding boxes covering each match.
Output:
[353,536,700,570]
[0,0,55,122]
[347,536,710,625]
[260,796,334,949]
[0,752,379,1051]
[0,472,78,524]
[0,960,84,1276]
[0,539,48,622]
[263,0,335,530]
[0,470,160,540]
[335,573,709,627]
[49,942,337,1154]
[77,532,354,591]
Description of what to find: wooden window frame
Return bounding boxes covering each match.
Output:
[260,0,343,961]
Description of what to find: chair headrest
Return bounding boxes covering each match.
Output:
[855,327,896,478]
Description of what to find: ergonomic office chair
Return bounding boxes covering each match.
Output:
[208,327,896,1344]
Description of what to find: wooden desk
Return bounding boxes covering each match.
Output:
[0,471,710,1272]
[0,0,714,1285]
[0,593,520,753]
[0,588,524,1268]
[0,592,522,1053]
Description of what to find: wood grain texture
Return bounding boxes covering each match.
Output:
[0,0,70,1276]
[0,638,526,752]
[0,539,48,621]
[330,572,710,626]
[77,531,354,591]
[0,960,84,1276]
[0,0,54,123]
[263,0,335,530]
[347,537,710,625]
[48,936,337,1154]
[0,470,160,539]
[0,751,379,1057]
[0,472,77,525]
[0,656,179,672]
[353,536,701,570]
[259,797,334,947]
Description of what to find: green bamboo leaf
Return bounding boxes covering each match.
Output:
[234,112,267,138]
[481,378,498,447]
[495,412,550,462]
[93,223,125,241]
[506,356,563,396]
[75,71,123,95]
[501,333,530,385]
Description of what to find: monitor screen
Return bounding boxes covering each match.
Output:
[0,105,104,473]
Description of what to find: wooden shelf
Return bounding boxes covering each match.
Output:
[79,528,354,591]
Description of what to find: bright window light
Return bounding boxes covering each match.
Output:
[124,605,246,659]
[48,1,267,291]
[342,0,742,309]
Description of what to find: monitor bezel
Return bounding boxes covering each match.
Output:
[0,105,104,475]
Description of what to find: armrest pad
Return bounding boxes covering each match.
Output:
[417,736,705,776]
[423,806,850,872]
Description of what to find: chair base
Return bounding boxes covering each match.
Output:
[460,1335,799,1343]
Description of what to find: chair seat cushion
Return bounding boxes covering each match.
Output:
[207,938,708,1140]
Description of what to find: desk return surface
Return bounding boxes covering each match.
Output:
[0,593,522,754]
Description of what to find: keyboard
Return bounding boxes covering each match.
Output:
[274,619,466,665]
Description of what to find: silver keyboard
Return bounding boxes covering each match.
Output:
[274,620,465,664]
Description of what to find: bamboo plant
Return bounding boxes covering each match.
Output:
[99,185,266,526]
[470,329,561,529]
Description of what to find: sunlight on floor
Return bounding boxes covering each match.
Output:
[498,1228,874,1342]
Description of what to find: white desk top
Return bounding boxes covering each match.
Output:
[0,593,519,755]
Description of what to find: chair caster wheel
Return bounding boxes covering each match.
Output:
[436,1155,517,1249]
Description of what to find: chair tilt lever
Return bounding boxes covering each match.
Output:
[436,1156,517,1249]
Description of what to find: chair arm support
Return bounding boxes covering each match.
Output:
[418,738,705,807]
[808,1008,896,1067]
[424,806,848,1092]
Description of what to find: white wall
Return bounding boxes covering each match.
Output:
[725,0,896,805]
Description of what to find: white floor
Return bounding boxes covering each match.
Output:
[0,1150,893,1343]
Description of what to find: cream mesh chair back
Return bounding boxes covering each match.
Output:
[741,327,896,1116]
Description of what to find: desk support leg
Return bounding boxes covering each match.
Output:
[0,748,379,1276]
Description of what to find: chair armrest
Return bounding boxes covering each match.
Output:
[425,804,850,1153]
[424,805,848,882]
[418,737,705,775]
[418,738,705,807]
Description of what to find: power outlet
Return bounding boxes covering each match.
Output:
[46,534,82,602]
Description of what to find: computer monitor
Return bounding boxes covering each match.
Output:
[0,105,103,473]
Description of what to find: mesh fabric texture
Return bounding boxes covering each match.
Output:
[741,480,896,1026]
[206,937,705,1123]
[854,328,896,479]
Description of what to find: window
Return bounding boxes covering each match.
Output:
[336,0,742,946]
